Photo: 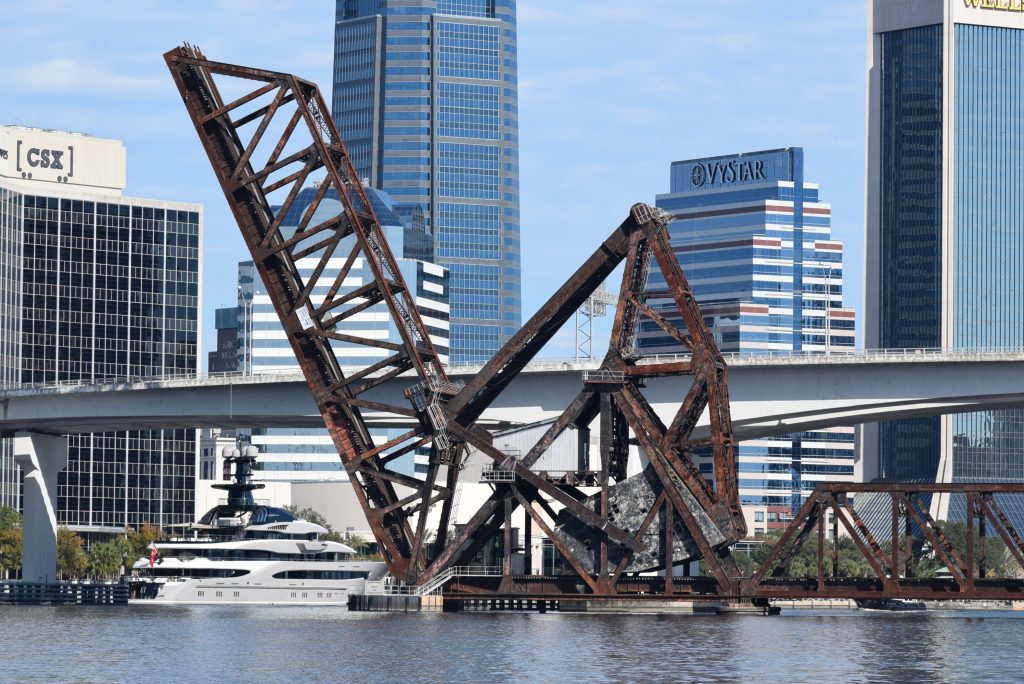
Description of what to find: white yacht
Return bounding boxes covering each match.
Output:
[127,452,386,605]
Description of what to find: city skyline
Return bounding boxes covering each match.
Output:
[0,0,867,362]
[0,125,201,534]
[862,1,1024,526]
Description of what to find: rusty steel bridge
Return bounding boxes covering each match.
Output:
[164,45,1024,607]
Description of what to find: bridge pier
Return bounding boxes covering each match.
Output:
[13,432,67,583]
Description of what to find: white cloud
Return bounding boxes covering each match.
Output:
[4,58,162,96]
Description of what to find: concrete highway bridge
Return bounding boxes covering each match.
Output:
[6,348,1024,584]
[2,348,1023,441]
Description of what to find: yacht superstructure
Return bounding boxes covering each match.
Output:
[128,450,385,604]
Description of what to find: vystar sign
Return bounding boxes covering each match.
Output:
[690,159,767,188]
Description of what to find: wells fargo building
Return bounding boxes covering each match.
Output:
[864,1,1024,518]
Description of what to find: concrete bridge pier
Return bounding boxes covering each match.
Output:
[13,432,67,583]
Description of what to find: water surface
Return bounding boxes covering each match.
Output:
[2,605,1020,683]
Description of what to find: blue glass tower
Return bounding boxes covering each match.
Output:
[648,148,857,537]
[866,2,1024,521]
[332,0,521,365]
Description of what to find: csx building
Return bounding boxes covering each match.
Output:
[0,125,202,537]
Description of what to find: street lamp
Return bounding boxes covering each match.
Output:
[238,286,259,375]
[824,268,832,354]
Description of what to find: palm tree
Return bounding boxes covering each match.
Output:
[341,534,371,554]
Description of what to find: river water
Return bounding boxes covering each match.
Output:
[1,605,1021,683]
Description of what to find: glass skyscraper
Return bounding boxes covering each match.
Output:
[865,2,1024,519]
[332,0,521,365]
[647,148,856,536]
[0,125,201,533]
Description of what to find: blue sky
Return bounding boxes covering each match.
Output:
[1,0,867,362]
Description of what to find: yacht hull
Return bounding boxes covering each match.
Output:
[129,577,368,605]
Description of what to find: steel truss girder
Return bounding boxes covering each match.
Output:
[168,48,1024,605]
[743,483,1024,601]
[168,48,740,595]
[413,203,747,592]
[165,46,455,579]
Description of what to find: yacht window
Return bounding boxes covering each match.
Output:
[271,570,369,580]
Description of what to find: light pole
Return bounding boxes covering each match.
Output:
[824,268,832,354]
[239,286,258,375]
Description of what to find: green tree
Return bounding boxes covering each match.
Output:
[125,524,163,566]
[0,506,22,579]
[284,505,332,530]
[283,506,375,553]
[730,549,759,577]
[88,538,130,580]
[320,529,346,543]
[0,505,21,531]
[0,527,21,579]
[340,534,370,554]
[733,529,888,580]
[931,520,1012,577]
[56,527,88,580]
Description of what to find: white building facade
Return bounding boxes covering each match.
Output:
[237,185,449,481]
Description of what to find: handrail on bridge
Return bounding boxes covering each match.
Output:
[366,565,505,597]
[4,346,1024,394]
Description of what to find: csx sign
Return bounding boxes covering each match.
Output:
[15,140,74,183]
[26,148,66,169]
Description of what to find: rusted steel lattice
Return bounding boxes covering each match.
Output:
[165,46,455,579]
[745,484,1024,602]
[166,46,744,594]
[168,47,1024,603]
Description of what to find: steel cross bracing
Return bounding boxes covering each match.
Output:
[168,48,1024,603]
[165,46,456,579]
[739,483,1024,602]
[166,46,744,592]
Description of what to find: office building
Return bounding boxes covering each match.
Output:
[647,148,856,536]
[0,125,201,533]
[238,184,449,480]
[864,1,1024,517]
[208,307,239,373]
[332,0,521,365]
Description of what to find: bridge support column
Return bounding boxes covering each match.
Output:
[13,432,68,583]
[931,415,955,522]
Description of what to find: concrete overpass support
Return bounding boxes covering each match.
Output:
[13,432,67,583]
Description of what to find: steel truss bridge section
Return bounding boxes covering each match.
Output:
[442,483,1024,603]
[165,45,452,580]
[740,483,1024,602]
[166,46,1024,603]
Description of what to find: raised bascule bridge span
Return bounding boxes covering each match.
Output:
[11,46,1024,608]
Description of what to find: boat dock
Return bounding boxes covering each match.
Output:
[0,581,128,605]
